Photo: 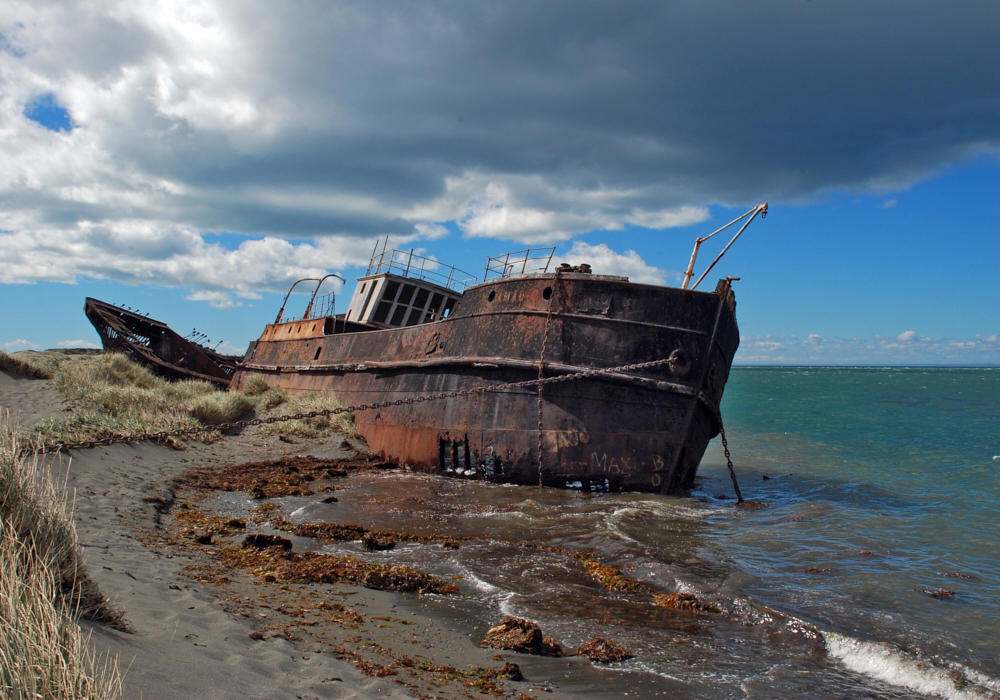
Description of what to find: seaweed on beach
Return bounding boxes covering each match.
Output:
[652,592,720,613]
[218,543,460,594]
[577,636,634,663]
[480,616,564,657]
[179,454,391,498]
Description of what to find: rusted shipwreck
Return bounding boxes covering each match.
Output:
[233,205,767,493]
[84,298,240,388]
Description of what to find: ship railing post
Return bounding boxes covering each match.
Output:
[404,249,414,277]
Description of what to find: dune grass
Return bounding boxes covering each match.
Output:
[239,375,356,438]
[17,354,354,446]
[254,389,357,438]
[0,349,101,380]
[0,422,123,699]
[31,353,254,446]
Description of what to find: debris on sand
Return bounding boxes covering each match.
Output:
[179,454,390,498]
[577,637,634,663]
[480,616,563,657]
[651,592,720,613]
[241,533,293,551]
[220,545,459,594]
[362,533,397,551]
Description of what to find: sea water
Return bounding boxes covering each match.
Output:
[281,367,1000,698]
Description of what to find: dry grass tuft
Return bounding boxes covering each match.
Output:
[255,390,356,438]
[30,353,252,445]
[257,388,287,412]
[0,423,119,624]
[240,375,271,396]
[1,349,101,380]
[0,521,123,699]
[0,420,123,698]
[0,350,49,379]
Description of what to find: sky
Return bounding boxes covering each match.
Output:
[1,1,998,365]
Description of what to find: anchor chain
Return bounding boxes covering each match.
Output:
[21,351,693,459]
[718,420,744,505]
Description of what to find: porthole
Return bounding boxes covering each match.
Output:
[488,290,496,302]
[542,286,553,300]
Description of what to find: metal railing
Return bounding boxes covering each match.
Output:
[366,246,477,292]
[484,247,556,280]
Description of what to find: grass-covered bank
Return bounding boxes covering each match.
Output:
[4,349,356,447]
[0,424,123,699]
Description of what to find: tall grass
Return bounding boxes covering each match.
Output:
[0,349,101,380]
[243,380,357,438]
[33,354,253,445]
[0,350,48,379]
[0,420,122,699]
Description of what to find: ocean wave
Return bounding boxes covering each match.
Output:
[826,632,1000,699]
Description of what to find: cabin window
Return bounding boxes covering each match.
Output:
[424,293,445,322]
[405,307,423,326]
[382,281,401,303]
[373,300,393,324]
[443,297,456,318]
[389,304,408,326]
[397,284,416,306]
[412,287,430,312]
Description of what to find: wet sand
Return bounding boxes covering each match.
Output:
[3,370,660,699]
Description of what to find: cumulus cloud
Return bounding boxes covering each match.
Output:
[57,339,100,348]
[0,222,395,296]
[1,0,997,297]
[1,339,39,352]
[560,242,668,285]
[738,333,1000,365]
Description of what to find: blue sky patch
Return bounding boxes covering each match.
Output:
[24,93,73,132]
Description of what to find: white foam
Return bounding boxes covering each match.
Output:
[496,591,517,616]
[826,632,1000,699]
[456,567,501,595]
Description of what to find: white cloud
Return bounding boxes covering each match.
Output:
[880,198,899,208]
[1,0,998,302]
[0,222,400,302]
[57,339,100,348]
[1,339,39,351]
[409,173,709,244]
[185,290,241,309]
[560,242,668,285]
[737,333,1000,365]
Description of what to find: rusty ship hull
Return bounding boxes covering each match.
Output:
[233,273,739,494]
[85,298,240,388]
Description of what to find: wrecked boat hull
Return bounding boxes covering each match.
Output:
[84,298,241,388]
[233,274,739,493]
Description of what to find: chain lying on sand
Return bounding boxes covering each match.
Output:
[22,353,746,502]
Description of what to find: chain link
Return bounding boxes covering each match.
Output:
[24,353,690,458]
[718,421,744,504]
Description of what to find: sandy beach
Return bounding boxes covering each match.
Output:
[2,368,667,700]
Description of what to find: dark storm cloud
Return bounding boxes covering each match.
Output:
[1,0,998,283]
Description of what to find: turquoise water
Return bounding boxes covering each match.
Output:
[699,367,1000,695]
[268,366,1000,698]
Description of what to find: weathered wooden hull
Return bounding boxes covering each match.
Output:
[84,298,240,388]
[233,274,739,493]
